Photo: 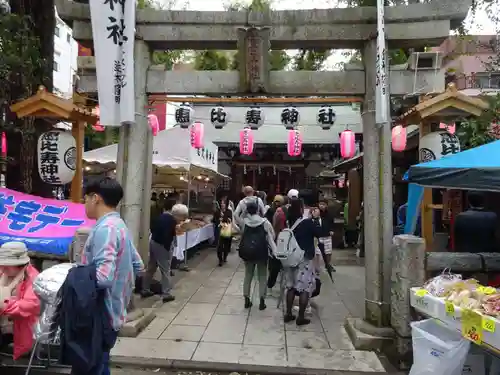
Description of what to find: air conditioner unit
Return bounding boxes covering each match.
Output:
[408,52,442,71]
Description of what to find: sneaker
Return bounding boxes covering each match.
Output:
[140,290,154,299]
[162,295,175,303]
[292,305,312,315]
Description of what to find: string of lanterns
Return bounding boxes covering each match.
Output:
[175,103,339,157]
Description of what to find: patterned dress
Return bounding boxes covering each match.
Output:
[284,259,316,294]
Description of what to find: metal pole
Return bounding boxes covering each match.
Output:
[376,0,393,327]
[180,168,191,271]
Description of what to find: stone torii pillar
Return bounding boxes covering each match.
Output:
[115,40,153,262]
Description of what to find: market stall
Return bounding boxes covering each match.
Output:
[0,188,94,261]
[404,140,500,236]
[397,83,489,249]
[409,273,500,374]
[84,127,229,260]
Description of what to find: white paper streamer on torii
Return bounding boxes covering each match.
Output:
[375,0,389,126]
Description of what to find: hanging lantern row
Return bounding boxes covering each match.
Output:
[281,107,300,130]
[391,125,407,152]
[1,132,7,158]
[175,103,338,130]
[92,106,105,132]
[239,127,254,155]
[340,129,356,159]
[287,130,303,157]
[148,114,159,137]
[190,121,205,148]
[439,122,456,135]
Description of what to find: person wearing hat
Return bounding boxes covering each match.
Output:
[0,241,40,360]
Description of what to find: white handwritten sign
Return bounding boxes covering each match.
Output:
[89,0,135,126]
[375,0,388,126]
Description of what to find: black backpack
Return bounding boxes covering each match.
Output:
[238,223,268,262]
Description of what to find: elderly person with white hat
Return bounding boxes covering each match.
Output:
[0,241,40,360]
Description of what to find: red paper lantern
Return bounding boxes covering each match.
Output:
[439,122,456,134]
[148,114,159,136]
[1,132,7,158]
[340,130,356,159]
[190,121,204,148]
[391,125,407,152]
[239,127,254,155]
[92,106,105,132]
[338,179,345,188]
[287,130,302,156]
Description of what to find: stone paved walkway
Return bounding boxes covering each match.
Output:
[111,249,386,373]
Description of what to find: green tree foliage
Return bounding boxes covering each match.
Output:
[195,0,331,72]
[456,94,500,150]
[4,0,55,195]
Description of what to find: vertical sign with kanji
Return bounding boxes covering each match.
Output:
[375,0,389,126]
[89,0,135,126]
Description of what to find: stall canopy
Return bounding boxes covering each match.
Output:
[84,127,228,184]
[408,140,500,192]
[404,140,500,234]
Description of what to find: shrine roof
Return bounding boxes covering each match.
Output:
[397,83,489,124]
[10,86,98,124]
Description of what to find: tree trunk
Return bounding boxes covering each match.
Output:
[10,0,55,196]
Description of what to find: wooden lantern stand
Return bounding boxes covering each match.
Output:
[397,83,489,251]
[10,86,98,203]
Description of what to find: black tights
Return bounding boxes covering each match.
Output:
[285,288,309,319]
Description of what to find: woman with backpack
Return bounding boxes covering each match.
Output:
[238,202,276,311]
[281,199,321,326]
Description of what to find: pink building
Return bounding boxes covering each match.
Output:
[433,35,500,96]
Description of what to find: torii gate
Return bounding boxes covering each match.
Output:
[57,0,472,328]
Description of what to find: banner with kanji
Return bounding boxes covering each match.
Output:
[0,188,95,256]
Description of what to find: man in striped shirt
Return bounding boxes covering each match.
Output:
[82,177,144,375]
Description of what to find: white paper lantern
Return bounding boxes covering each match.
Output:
[37,130,76,185]
[174,103,194,129]
[245,107,264,130]
[316,106,336,130]
[210,106,228,129]
[419,130,461,162]
[281,107,300,130]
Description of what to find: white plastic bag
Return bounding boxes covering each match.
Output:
[409,319,471,375]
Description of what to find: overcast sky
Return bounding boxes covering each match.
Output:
[160,0,497,69]
[167,0,496,35]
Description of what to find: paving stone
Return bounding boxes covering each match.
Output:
[192,342,241,363]
[159,324,206,342]
[244,316,285,346]
[111,338,197,360]
[189,286,226,304]
[114,250,386,372]
[137,316,174,339]
[286,347,385,372]
[286,330,330,349]
[216,295,250,315]
[202,314,247,344]
[324,326,356,350]
[284,316,324,332]
[171,303,217,326]
[239,344,287,366]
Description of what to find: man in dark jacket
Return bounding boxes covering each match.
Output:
[59,264,115,375]
[454,192,497,253]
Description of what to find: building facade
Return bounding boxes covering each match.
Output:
[434,35,500,96]
[54,9,78,98]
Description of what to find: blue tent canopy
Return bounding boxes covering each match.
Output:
[408,140,500,192]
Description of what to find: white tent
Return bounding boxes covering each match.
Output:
[83,127,226,187]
